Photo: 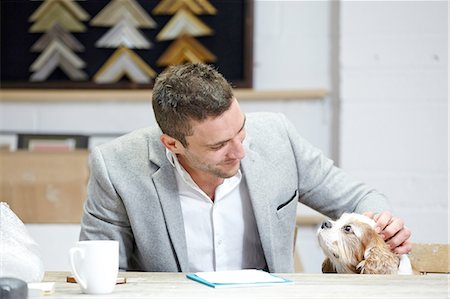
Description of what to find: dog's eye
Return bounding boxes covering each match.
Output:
[342,225,353,234]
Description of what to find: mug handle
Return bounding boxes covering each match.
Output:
[69,247,87,290]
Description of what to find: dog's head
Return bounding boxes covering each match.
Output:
[317,213,400,274]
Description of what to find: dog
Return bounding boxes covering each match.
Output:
[317,213,412,274]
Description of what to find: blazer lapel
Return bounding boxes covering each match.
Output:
[148,138,189,272]
[241,140,275,271]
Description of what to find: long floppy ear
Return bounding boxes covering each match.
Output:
[322,257,337,273]
[356,238,399,274]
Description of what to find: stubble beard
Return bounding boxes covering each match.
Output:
[186,151,240,179]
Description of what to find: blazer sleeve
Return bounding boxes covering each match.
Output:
[79,146,135,271]
[281,114,390,219]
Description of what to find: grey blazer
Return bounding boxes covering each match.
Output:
[80,112,389,273]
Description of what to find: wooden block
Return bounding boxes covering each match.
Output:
[66,276,127,284]
[409,243,450,274]
[0,150,89,223]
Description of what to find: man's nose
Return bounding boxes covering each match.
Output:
[321,220,332,229]
[230,139,245,159]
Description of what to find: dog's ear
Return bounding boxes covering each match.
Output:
[322,257,337,273]
[354,222,400,274]
[357,245,399,274]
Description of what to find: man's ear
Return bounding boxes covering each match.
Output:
[160,134,184,154]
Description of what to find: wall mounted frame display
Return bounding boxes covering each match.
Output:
[1,0,253,89]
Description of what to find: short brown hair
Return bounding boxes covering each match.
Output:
[152,63,234,146]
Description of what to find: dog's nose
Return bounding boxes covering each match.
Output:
[321,220,332,229]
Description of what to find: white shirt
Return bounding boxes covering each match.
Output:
[166,150,266,272]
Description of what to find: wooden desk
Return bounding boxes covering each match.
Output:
[43,272,449,298]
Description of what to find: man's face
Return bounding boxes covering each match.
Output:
[178,98,246,179]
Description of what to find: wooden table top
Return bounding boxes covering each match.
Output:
[43,271,449,298]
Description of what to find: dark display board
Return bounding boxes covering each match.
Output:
[1,0,253,89]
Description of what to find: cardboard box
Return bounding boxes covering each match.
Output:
[0,150,89,223]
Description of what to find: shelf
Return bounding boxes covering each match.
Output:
[0,88,327,102]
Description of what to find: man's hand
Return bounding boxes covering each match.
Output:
[364,211,412,255]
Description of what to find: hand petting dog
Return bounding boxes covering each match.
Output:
[363,211,412,255]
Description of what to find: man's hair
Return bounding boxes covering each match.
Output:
[152,63,234,146]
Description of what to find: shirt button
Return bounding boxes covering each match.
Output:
[218,240,222,245]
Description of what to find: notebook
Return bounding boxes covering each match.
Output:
[186,269,294,288]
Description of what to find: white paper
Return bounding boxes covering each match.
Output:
[195,269,285,284]
[28,282,55,296]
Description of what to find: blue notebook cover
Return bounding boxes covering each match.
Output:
[186,269,294,288]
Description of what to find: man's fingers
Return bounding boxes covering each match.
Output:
[392,240,413,255]
[382,217,404,240]
[386,225,410,248]
[374,211,392,233]
[364,211,412,254]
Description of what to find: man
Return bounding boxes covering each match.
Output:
[80,63,411,272]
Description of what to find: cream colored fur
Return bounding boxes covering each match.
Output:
[317,213,412,274]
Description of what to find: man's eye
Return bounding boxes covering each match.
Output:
[342,225,353,234]
[210,144,225,150]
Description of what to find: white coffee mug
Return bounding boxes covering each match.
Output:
[69,240,119,294]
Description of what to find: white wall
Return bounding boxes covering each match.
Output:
[1,0,447,273]
[253,0,333,273]
[339,1,448,245]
